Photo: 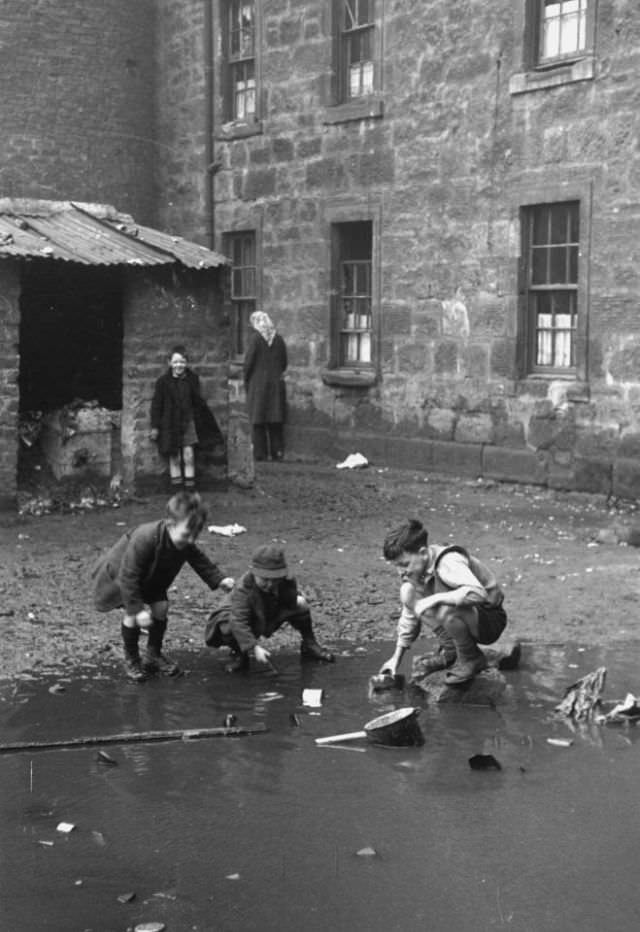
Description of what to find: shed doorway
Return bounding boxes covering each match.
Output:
[18,262,123,487]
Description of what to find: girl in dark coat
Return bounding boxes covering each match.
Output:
[243,312,288,461]
[150,345,222,491]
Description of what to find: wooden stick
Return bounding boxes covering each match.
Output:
[315,730,367,745]
[0,724,268,754]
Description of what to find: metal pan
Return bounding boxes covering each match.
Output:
[315,707,424,747]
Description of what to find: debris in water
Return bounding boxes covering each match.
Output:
[208,523,247,536]
[356,846,378,858]
[601,693,640,723]
[289,713,301,727]
[134,924,166,932]
[37,839,54,847]
[56,822,75,833]
[223,714,237,728]
[468,754,502,771]
[336,452,369,470]
[225,873,241,880]
[91,831,106,846]
[96,750,118,766]
[48,683,65,694]
[546,737,574,748]
[302,688,323,707]
[117,891,136,904]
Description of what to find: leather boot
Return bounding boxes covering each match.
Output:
[143,618,181,676]
[121,624,147,683]
[300,639,335,663]
[443,621,487,685]
[419,625,457,675]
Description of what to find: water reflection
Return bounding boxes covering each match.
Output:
[2,642,640,931]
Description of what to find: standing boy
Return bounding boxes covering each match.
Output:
[92,492,234,681]
[205,544,335,672]
[380,519,507,684]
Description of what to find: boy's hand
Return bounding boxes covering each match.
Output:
[253,644,271,665]
[220,576,235,592]
[379,657,398,676]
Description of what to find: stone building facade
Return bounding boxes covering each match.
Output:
[209,0,640,497]
[2,1,640,497]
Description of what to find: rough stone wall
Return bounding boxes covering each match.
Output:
[153,0,211,243]
[120,268,229,489]
[210,0,640,496]
[0,264,21,507]
[0,0,157,223]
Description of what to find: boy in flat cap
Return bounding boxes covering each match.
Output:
[205,544,335,672]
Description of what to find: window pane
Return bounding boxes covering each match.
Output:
[550,205,569,243]
[549,246,567,283]
[532,208,550,246]
[554,329,572,367]
[531,247,548,284]
[568,245,579,283]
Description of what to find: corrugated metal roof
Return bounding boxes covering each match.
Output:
[0,199,229,269]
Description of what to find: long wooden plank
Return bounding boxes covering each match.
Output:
[0,724,268,754]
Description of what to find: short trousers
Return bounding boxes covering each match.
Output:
[477,603,507,645]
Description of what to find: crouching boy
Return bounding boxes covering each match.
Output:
[380,519,507,685]
[92,491,234,682]
[205,544,335,672]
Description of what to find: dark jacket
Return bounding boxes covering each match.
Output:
[150,368,223,456]
[243,332,287,425]
[206,571,300,652]
[92,519,224,615]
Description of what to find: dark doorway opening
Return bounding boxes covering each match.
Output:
[18,262,123,413]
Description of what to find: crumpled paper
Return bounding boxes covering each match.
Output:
[208,523,247,537]
[336,452,369,470]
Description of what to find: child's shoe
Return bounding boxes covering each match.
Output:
[444,650,487,685]
[300,639,335,663]
[143,649,181,677]
[225,651,250,674]
[123,656,147,683]
[418,645,457,675]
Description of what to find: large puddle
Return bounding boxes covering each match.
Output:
[1,642,639,931]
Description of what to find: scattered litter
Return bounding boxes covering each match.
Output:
[289,713,301,727]
[258,692,284,703]
[96,750,118,766]
[546,737,574,748]
[37,840,54,847]
[208,523,247,537]
[117,891,136,904]
[48,683,66,694]
[223,714,237,728]
[225,873,240,881]
[356,846,378,857]
[74,879,83,886]
[555,667,606,721]
[336,452,369,469]
[302,688,324,707]
[91,830,106,846]
[56,822,75,833]
[468,754,502,771]
[600,693,640,724]
[134,924,166,932]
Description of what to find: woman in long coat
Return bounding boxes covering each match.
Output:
[150,345,222,490]
[243,312,287,461]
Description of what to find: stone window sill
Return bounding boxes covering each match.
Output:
[217,120,263,141]
[509,56,595,95]
[521,376,590,403]
[321,368,377,388]
[322,97,384,125]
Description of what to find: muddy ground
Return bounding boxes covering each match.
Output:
[2,461,639,683]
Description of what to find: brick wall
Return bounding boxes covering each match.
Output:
[0,0,156,223]
[210,0,640,496]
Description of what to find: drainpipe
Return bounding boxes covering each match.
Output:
[204,0,216,249]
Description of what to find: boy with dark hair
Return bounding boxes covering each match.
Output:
[92,491,234,682]
[380,518,507,685]
[205,544,335,672]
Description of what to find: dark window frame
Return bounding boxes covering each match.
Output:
[220,0,259,125]
[225,229,257,359]
[325,0,384,122]
[525,0,596,71]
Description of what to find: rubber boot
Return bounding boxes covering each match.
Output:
[121,624,146,683]
[293,612,335,663]
[418,625,457,675]
[443,619,487,685]
[143,618,181,676]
